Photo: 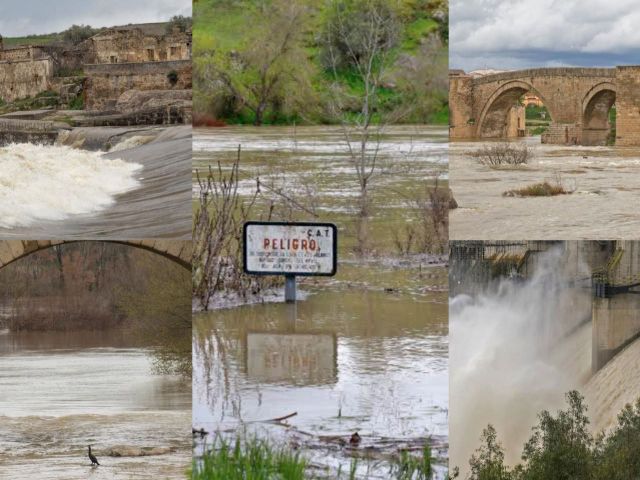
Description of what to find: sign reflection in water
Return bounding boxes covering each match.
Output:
[246,332,337,385]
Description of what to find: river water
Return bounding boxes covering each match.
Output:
[193,125,448,252]
[450,137,640,239]
[0,329,191,479]
[0,126,192,239]
[193,262,449,478]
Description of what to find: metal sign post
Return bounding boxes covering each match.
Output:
[284,274,296,303]
[243,221,338,303]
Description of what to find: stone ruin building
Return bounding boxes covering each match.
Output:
[0,22,192,125]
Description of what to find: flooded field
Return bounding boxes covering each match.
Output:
[450,137,640,239]
[0,126,192,239]
[193,262,448,478]
[193,125,448,253]
[0,329,191,479]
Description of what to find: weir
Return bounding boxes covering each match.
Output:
[450,241,640,373]
[0,118,67,146]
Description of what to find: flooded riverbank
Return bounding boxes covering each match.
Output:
[193,262,448,478]
[0,329,191,479]
[450,137,640,239]
[193,125,448,254]
[0,126,192,239]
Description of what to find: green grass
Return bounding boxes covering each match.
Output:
[193,0,448,126]
[531,125,548,135]
[193,437,308,480]
[193,1,249,54]
[193,436,437,479]
[3,34,62,46]
[400,17,438,52]
[430,104,449,125]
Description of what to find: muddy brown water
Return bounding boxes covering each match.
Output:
[450,137,640,239]
[193,125,448,254]
[193,262,449,479]
[0,328,191,479]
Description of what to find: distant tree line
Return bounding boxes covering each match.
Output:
[0,242,191,377]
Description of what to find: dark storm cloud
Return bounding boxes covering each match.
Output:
[0,0,191,37]
[451,0,640,71]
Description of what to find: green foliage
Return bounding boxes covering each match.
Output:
[525,105,550,121]
[193,0,448,125]
[193,436,308,480]
[166,15,192,33]
[320,0,401,71]
[69,95,84,110]
[520,391,593,480]
[469,426,511,480]
[62,24,98,44]
[167,69,179,86]
[116,254,191,378]
[463,392,640,480]
[390,444,433,479]
[593,399,640,479]
[194,0,317,125]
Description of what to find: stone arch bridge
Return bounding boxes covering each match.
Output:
[450,66,640,146]
[0,240,191,271]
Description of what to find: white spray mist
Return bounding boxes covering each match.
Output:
[450,245,593,473]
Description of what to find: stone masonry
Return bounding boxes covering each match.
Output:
[449,67,640,146]
[83,60,192,110]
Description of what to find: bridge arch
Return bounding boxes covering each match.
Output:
[477,80,553,138]
[0,240,191,271]
[582,82,616,129]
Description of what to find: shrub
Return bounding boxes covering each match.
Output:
[471,143,531,166]
[167,70,179,86]
[503,174,573,197]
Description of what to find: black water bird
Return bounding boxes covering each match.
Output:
[349,432,361,446]
[88,445,100,466]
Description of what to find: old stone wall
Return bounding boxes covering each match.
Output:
[90,28,191,64]
[505,105,525,137]
[0,118,60,146]
[448,72,475,139]
[616,66,640,147]
[0,45,48,62]
[83,60,192,110]
[0,57,53,103]
[449,67,632,145]
[541,123,582,144]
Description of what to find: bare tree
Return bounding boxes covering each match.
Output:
[322,0,403,255]
[197,0,314,125]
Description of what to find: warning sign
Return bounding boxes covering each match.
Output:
[243,222,337,276]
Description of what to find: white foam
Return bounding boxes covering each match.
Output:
[0,143,142,228]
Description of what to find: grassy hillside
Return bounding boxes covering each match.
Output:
[3,34,63,47]
[193,0,449,125]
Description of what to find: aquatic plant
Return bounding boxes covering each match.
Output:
[193,436,308,480]
[502,181,569,197]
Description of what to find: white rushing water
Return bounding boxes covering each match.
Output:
[450,248,593,472]
[0,143,142,228]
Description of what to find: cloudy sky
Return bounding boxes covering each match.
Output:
[0,0,191,37]
[451,0,640,71]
